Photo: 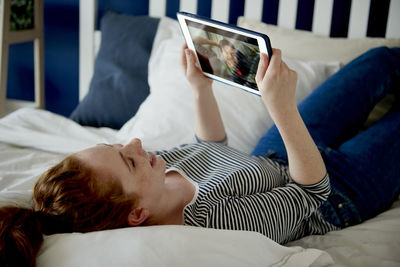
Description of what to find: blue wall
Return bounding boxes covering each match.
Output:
[7,0,79,116]
[7,0,150,117]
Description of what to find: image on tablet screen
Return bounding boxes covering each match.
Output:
[186,20,260,90]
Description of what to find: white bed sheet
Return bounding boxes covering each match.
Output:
[0,109,399,266]
[0,113,334,267]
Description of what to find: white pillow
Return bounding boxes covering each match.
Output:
[38,225,331,267]
[118,17,340,153]
[237,17,400,65]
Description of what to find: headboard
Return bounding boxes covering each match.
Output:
[79,0,400,101]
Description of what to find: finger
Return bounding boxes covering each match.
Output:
[255,53,269,84]
[281,60,296,77]
[268,49,282,73]
[281,61,289,72]
[290,68,298,83]
[181,44,188,73]
[185,49,198,76]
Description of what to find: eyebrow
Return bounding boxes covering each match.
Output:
[98,143,113,148]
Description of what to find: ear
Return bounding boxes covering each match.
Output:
[126,207,149,227]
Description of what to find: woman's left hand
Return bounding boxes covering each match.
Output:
[255,49,298,117]
[256,49,327,186]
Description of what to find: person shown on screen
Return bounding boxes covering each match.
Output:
[193,36,259,89]
[218,38,259,88]
[1,45,400,267]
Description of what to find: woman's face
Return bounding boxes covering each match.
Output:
[221,45,238,69]
[75,138,166,210]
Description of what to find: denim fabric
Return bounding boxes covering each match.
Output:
[252,47,400,226]
[319,186,362,228]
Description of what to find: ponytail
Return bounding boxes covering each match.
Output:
[0,206,43,267]
[0,154,137,266]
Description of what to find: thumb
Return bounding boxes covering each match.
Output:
[185,49,201,75]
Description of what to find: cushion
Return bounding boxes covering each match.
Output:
[38,225,329,267]
[237,17,400,65]
[69,11,160,129]
[117,17,340,154]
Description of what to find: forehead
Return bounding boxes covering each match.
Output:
[75,145,121,179]
[76,145,111,163]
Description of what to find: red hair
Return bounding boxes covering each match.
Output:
[0,155,136,267]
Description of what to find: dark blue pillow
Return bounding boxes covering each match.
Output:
[70,11,160,129]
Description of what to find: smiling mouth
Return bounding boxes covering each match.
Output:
[149,153,157,167]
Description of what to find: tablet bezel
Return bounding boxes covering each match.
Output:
[177,11,272,96]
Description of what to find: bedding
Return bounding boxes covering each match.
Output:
[1,14,400,267]
[70,11,160,129]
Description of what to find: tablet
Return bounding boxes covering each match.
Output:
[177,11,272,96]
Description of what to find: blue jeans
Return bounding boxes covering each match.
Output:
[252,47,400,228]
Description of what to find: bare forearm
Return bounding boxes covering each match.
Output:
[256,50,326,185]
[193,36,219,46]
[193,86,226,142]
[182,46,226,142]
[269,104,326,185]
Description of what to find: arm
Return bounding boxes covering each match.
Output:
[255,49,327,185]
[207,175,331,243]
[181,45,226,142]
[193,36,219,46]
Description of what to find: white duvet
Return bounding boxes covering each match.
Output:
[1,17,399,266]
[0,110,333,267]
[0,109,399,267]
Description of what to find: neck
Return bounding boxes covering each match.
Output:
[148,171,194,226]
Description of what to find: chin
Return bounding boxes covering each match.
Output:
[161,158,167,171]
[156,156,166,171]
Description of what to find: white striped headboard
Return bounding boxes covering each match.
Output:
[79,0,400,101]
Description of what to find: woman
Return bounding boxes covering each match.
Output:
[1,45,400,267]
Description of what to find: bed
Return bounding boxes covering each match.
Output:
[1,0,400,266]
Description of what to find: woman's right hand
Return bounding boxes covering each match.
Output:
[181,44,213,92]
[181,44,226,143]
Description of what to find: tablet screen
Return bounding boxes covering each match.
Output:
[185,20,261,91]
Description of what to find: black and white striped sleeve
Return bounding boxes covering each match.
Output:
[194,135,228,146]
[206,174,330,244]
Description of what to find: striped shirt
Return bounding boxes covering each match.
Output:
[158,142,338,244]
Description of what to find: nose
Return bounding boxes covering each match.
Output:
[128,138,142,148]
[123,138,145,155]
